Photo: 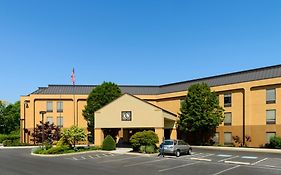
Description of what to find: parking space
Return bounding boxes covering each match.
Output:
[58,150,281,175]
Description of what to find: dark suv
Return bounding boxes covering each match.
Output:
[163,139,192,157]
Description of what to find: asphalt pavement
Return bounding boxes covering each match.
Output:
[1,148,281,175]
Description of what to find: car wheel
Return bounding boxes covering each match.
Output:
[187,148,192,155]
[176,150,180,157]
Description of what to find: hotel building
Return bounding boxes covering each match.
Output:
[20,65,281,147]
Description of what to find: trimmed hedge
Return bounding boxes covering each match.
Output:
[102,135,116,151]
[130,130,159,152]
[0,134,20,143]
[33,146,100,154]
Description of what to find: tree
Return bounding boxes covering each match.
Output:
[32,121,60,145]
[60,126,86,148]
[0,101,20,134]
[83,82,122,141]
[178,83,224,145]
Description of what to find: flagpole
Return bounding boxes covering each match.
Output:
[71,68,76,126]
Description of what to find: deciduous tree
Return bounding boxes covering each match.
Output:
[178,83,224,145]
[83,82,122,141]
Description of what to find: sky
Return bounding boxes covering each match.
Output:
[0,0,281,103]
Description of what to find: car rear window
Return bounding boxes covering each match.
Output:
[164,140,174,145]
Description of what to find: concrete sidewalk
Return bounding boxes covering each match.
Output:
[192,145,281,154]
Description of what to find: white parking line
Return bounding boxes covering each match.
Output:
[200,154,214,158]
[225,160,250,165]
[218,156,239,163]
[212,165,240,175]
[158,162,198,172]
[241,156,258,159]
[190,157,212,162]
[100,156,140,163]
[251,158,268,165]
[217,154,232,157]
[124,158,167,167]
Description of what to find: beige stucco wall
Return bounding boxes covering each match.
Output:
[95,94,169,129]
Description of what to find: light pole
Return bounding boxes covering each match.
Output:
[23,101,29,143]
[39,111,46,146]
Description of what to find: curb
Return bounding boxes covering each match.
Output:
[0,146,39,149]
[31,149,158,157]
[192,146,281,154]
[31,150,107,157]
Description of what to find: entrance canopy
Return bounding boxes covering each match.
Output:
[95,93,178,129]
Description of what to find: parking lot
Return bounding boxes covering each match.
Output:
[1,148,281,175]
[58,149,281,175]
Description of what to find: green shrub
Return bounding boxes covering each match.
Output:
[145,145,156,154]
[130,130,159,151]
[268,136,281,148]
[102,135,116,151]
[45,146,70,154]
[139,145,146,153]
[0,134,20,143]
[3,140,12,146]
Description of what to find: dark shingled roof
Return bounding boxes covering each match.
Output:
[30,64,281,95]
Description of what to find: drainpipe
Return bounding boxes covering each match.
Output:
[242,88,246,146]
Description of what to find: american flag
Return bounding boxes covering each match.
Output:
[71,68,75,85]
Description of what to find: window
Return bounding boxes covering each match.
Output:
[57,116,63,128]
[178,140,186,145]
[266,109,276,124]
[46,101,53,112]
[57,101,63,113]
[213,132,219,144]
[266,132,276,143]
[266,89,276,104]
[224,112,232,126]
[224,132,232,145]
[46,116,53,124]
[224,93,231,107]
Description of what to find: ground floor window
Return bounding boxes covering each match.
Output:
[46,116,53,124]
[213,132,219,144]
[266,132,276,144]
[57,116,63,128]
[224,132,232,145]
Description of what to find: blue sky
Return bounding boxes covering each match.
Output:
[0,0,281,103]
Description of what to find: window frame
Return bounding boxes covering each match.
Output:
[224,112,232,126]
[46,116,54,124]
[57,116,64,128]
[266,132,276,144]
[266,88,276,104]
[224,93,232,107]
[224,132,232,145]
[266,109,276,124]
[46,101,53,112]
[57,101,63,113]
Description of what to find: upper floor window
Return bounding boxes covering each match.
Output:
[46,101,53,112]
[224,93,231,107]
[266,88,276,104]
[224,112,232,126]
[266,109,276,124]
[57,101,63,113]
